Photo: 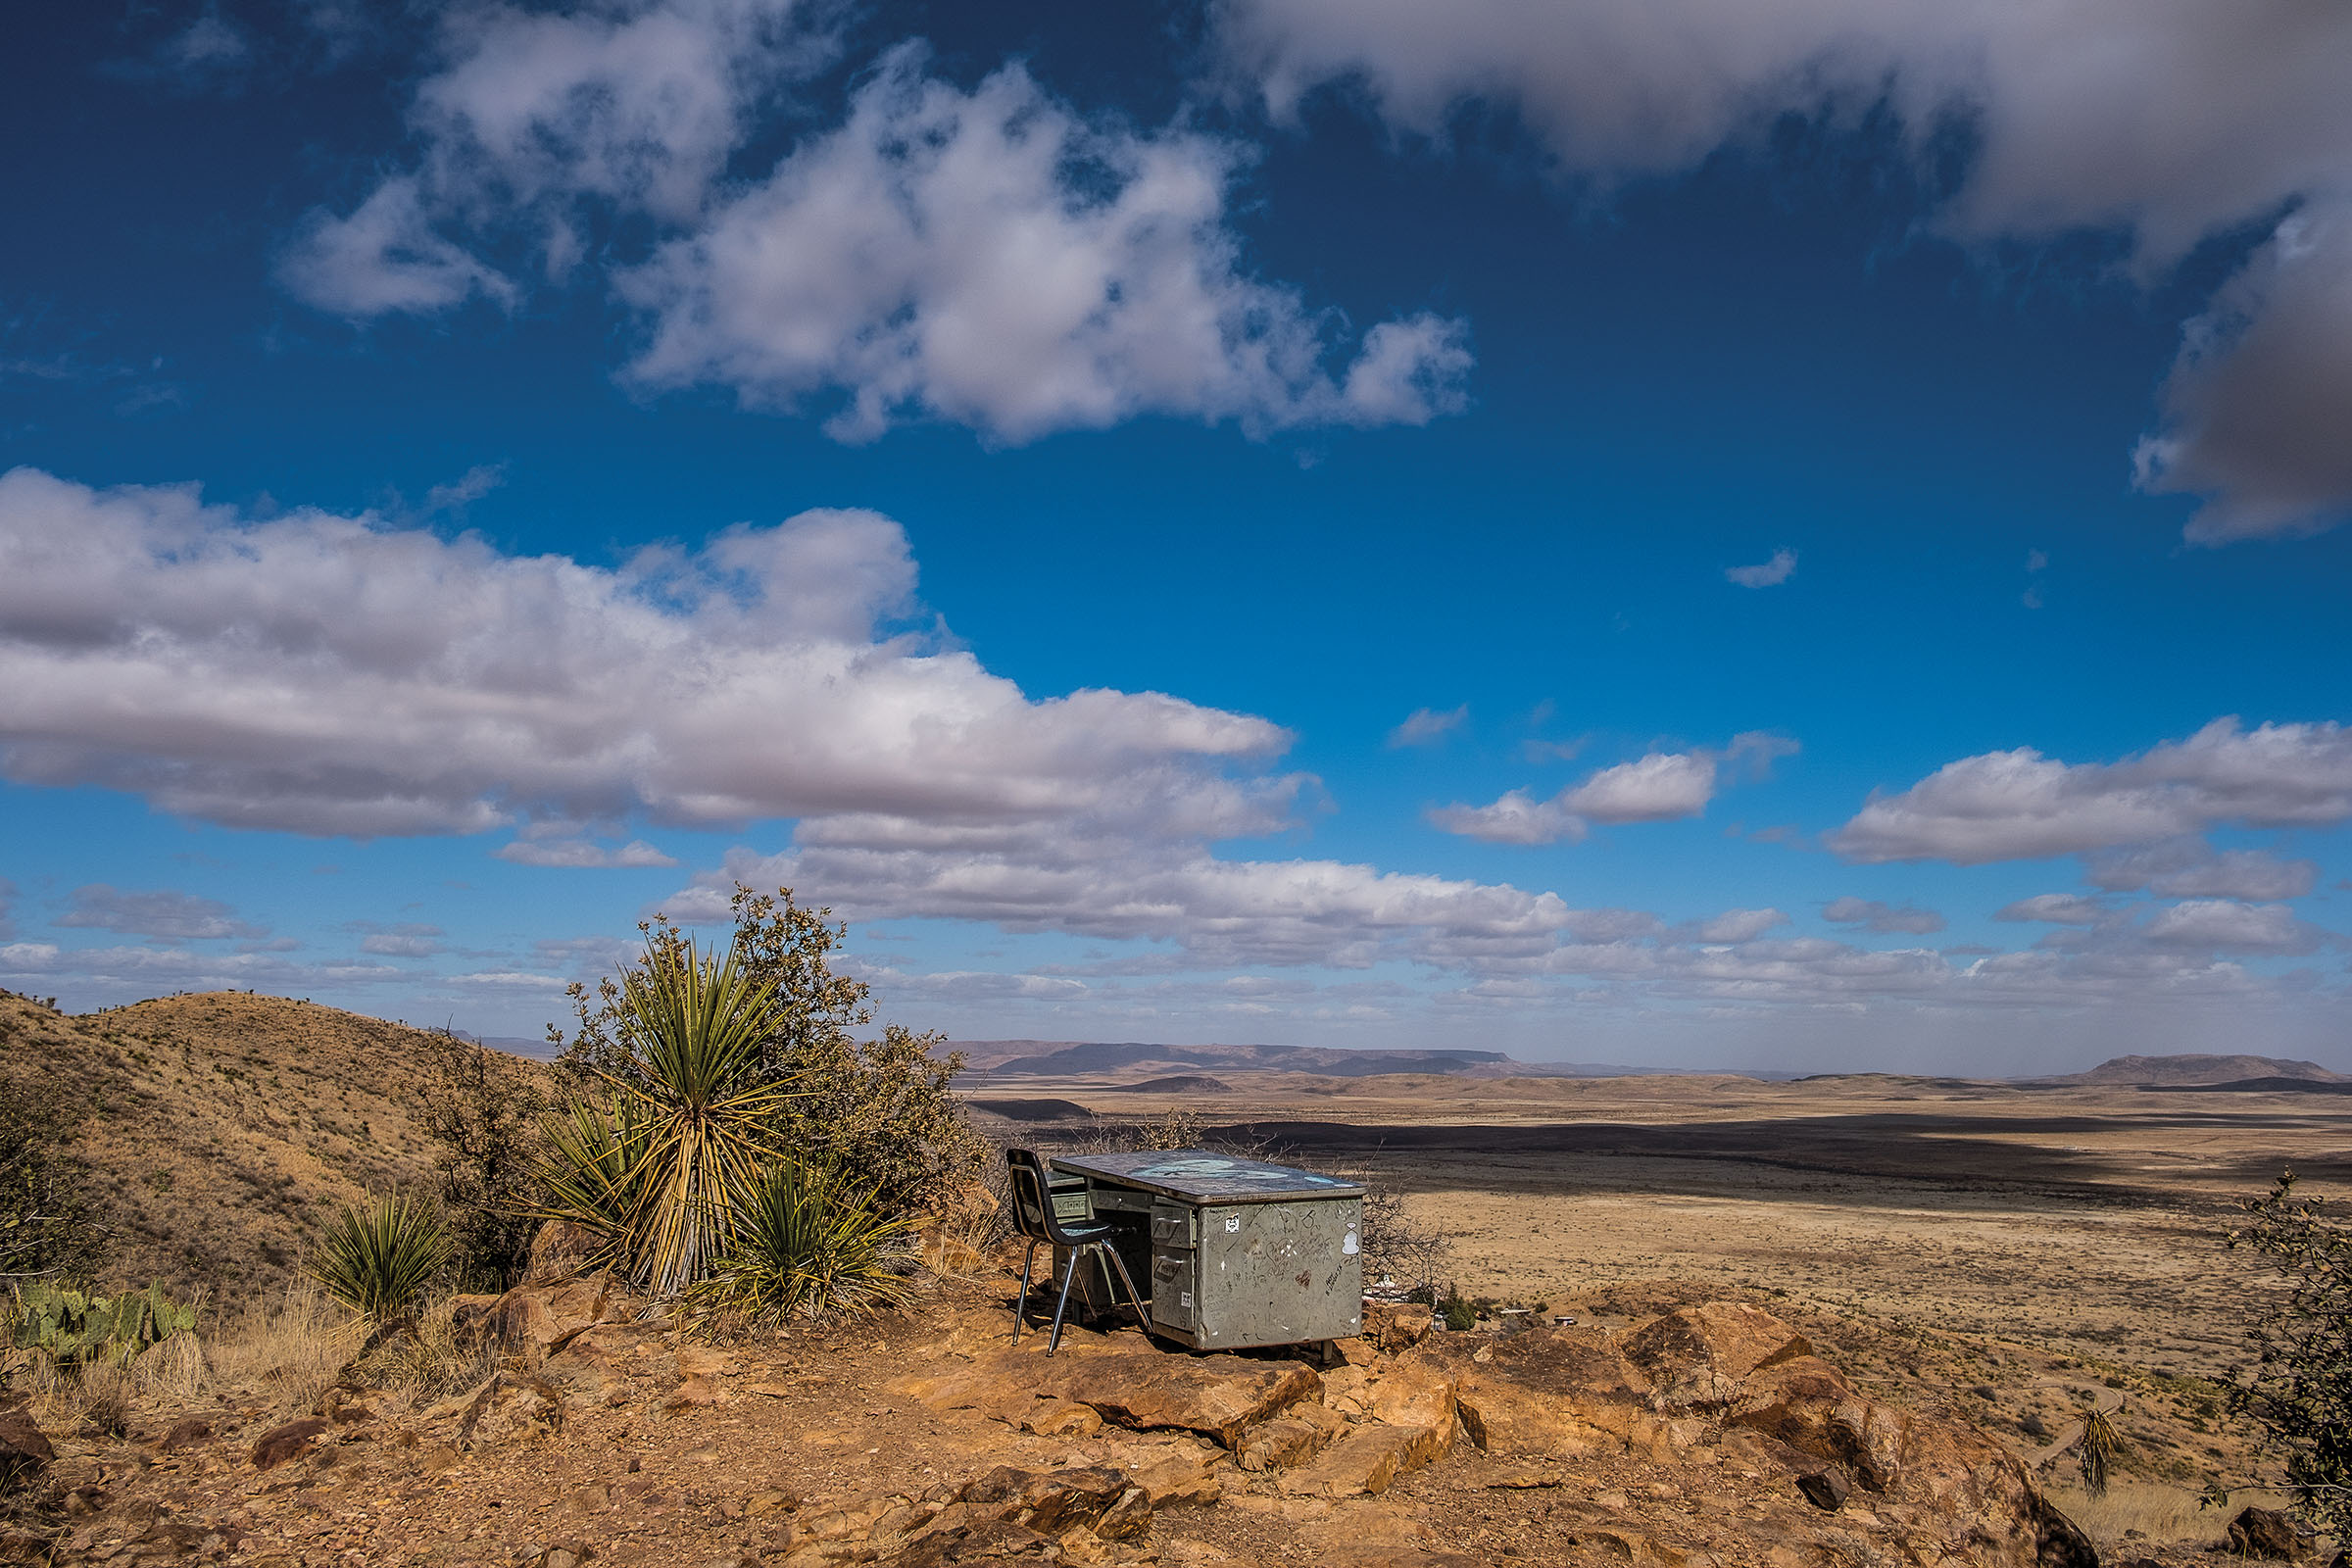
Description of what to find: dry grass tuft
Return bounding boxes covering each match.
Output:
[350,1298,498,1402]
[205,1279,356,1415]
[130,1327,210,1404]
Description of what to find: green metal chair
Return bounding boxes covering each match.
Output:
[1004,1148,1149,1352]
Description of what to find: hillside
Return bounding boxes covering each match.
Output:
[0,988,544,1298]
[2035,1052,2346,1086]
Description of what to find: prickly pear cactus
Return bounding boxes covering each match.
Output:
[9,1279,198,1363]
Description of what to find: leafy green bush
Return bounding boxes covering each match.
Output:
[552,886,985,1221]
[1439,1287,1476,1333]
[2226,1169,2352,1538]
[310,1194,451,1325]
[693,1160,915,1324]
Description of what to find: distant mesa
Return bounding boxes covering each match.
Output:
[946,1038,1712,1080]
[2028,1053,2347,1088]
[963,1097,1094,1123]
[1125,1074,1234,1095]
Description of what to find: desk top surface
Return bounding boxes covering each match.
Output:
[1050,1148,1364,1203]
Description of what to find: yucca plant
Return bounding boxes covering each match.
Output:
[536,941,796,1298]
[693,1160,914,1324]
[310,1194,451,1325]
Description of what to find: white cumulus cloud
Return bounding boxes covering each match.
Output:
[0,466,1293,840]
[1430,732,1794,846]
[1217,0,2352,538]
[1831,718,2352,864]
[279,8,1471,445]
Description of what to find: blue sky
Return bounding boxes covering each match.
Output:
[3,0,2349,1072]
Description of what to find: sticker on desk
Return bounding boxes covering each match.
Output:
[1342,1231,1358,1254]
[1224,1214,1240,1233]
[1180,1292,1193,1307]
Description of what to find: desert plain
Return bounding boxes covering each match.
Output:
[974,1064,2352,1373]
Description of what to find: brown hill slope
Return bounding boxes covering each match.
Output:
[2039,1052,2345,1086]
[0,989,544,1299]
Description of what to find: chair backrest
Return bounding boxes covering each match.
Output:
[1004,1148,1055,1243]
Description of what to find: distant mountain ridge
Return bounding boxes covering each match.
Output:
[947,1039,1774,1079]
[2030,1053,2347,1087]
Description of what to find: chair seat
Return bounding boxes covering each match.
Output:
[1052,1220,1114,1244]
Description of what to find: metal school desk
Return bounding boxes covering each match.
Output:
[1048,1150,1363,1350]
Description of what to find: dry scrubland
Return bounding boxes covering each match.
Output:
[0,992,2339,1565]
[0,992,541,1298]
[970,1062,2352,1526]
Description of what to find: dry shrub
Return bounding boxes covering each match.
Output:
[74,1359,132,1437]
[206,1279,354,1415]
[130,1327,209,1404]
[349,1298,496,1402]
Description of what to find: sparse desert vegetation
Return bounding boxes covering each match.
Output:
[2,975,2347,1567]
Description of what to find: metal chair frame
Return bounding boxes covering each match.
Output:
[1004,1148,1150,1352]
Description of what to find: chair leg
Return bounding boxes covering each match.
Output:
[1011,1240,1038,1345]
[1047,1248,1083,1354]
[1102,1245,1152,1336]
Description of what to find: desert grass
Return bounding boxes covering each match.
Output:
[204,1278,356,1415]
[2044,1480,2296,1545]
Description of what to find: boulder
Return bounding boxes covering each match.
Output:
[956,1466,1149,1538]
[897,1339,1321,1449]
[1725,1356,1901,1491]
[1365,1354,1458,1448]
[1360,1302,1434,1353]
[1623,1304,1811,1410]
[1796,1468,1850,1511]
[1236,1414,1339,1473]
[453,1373,566,1452]
[248,1416,328,1471]
[492,1271,632,1354]
[0,1397,53,1488]
[525,1219,607,1284]
[2229,1506,2305,1560]
[1278,1422,1446,1498]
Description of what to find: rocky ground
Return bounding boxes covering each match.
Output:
[8,1249,2308,1568]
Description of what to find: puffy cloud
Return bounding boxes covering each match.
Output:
[53,885,263,942]
[281,9,1470,444]
[495,838,680,868]
[1431,732,1795,845]
[1687,908,1788,944]
[0,466,1292,839]
[1822,896,1946,934]
[1831,718,2352,864]
[1388,705,1467,749]
[1561,752,1718,823]
[675,836,1582,972]
[620,52,1472,441]
[1993,894,2109,925]
[2143,900,2325,956]
[347,922,447,958]
[279,176,518,318]
[1725,549,1796,588]
[1217,0,2352,537]
[2084,840,2319,902]
[1426,788,1585,846]
[2136,199,2352,543]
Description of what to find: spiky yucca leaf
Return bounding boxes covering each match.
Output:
[531,1097,651,1268]
[693,1160,914,1324]
[537,941,796,1297]
[310,1194,451,1325]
